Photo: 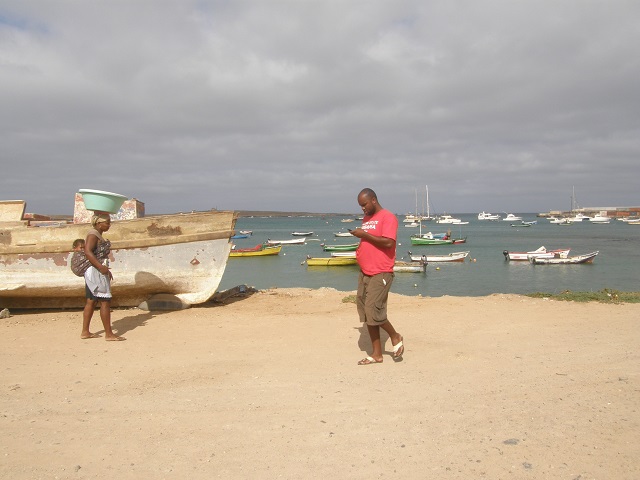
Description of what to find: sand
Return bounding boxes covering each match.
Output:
[1,288,638,479]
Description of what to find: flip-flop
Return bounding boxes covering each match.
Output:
[81,333,101,339]
[358,356,382,365]
[392,338,404,358]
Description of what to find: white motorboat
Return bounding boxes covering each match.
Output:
[502,213,523,222]
[589,213,611,224]
[436,214,468,225]
[477,211,501,221]
[570,213,590,222]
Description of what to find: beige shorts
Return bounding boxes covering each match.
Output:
[357,271,394,326]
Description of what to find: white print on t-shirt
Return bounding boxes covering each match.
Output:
[362,220,378,231]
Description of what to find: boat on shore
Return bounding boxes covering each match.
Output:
[503,246,571,261]
[229,244,282,257]
[407,251,470,262]
[529,251,599,265]
[0,204,237,308]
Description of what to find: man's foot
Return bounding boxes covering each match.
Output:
[358,356,382,365]
[392,335,404,358]
[81,332,101,339]
[105,335,126,341]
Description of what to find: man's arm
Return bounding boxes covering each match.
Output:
[350,228,395,249]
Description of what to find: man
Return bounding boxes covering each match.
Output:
[349,188,404,365]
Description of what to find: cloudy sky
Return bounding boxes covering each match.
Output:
[1,1,638,216]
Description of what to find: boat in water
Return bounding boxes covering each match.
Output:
[393,260,427,273]
[0,200,237,308]
[305,256,357,266]
[529,251,599,265]
[229,244,282,257]
[322,243,359,252]
[502,213,523,222]
[478,211,501,221]
[503,246,571,262]
[266,237,306,245]
[407,251,470,263]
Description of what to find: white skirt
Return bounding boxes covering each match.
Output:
[84,265,112,299]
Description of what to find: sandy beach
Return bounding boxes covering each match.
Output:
[1,288,638,479]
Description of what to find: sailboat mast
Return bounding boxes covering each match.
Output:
[426,185,430,218]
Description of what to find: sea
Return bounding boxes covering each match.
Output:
[218,214,640,297]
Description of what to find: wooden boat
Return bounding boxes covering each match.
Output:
[451,237,467,244]
[529,251,599,265]
[0,206,237,308]
[266,238,306,245]
[231,233,250,239]
[410,236,454,246]
[393,260,427,273]
[407,251,470,262]
[334,231,354,237]
[229,244,282,257]
[291,231,314,236]
[330,251,356,258]
[305,256,357,266]
[322,243,359,252]
[503,246,570,261]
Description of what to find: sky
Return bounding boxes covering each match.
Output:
[1,1,639,216]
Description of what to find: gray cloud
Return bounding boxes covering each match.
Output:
[1,0,638,215]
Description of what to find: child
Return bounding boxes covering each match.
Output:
[72,238,85,251]
[70,238,89,277]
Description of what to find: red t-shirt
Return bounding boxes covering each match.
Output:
[356,208,398,275]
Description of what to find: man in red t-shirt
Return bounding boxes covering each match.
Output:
[350,188,404,365]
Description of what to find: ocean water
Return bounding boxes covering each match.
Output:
[218,214,640,297]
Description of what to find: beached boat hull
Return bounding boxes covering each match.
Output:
[0,210,237,308]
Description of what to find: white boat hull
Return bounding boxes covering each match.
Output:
[1,210,236,308]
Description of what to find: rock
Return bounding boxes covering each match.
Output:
[0,308,10,319]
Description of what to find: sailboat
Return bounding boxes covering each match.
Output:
[402,188,420,224]
[569,186,589,222]
[421,185,434,221]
